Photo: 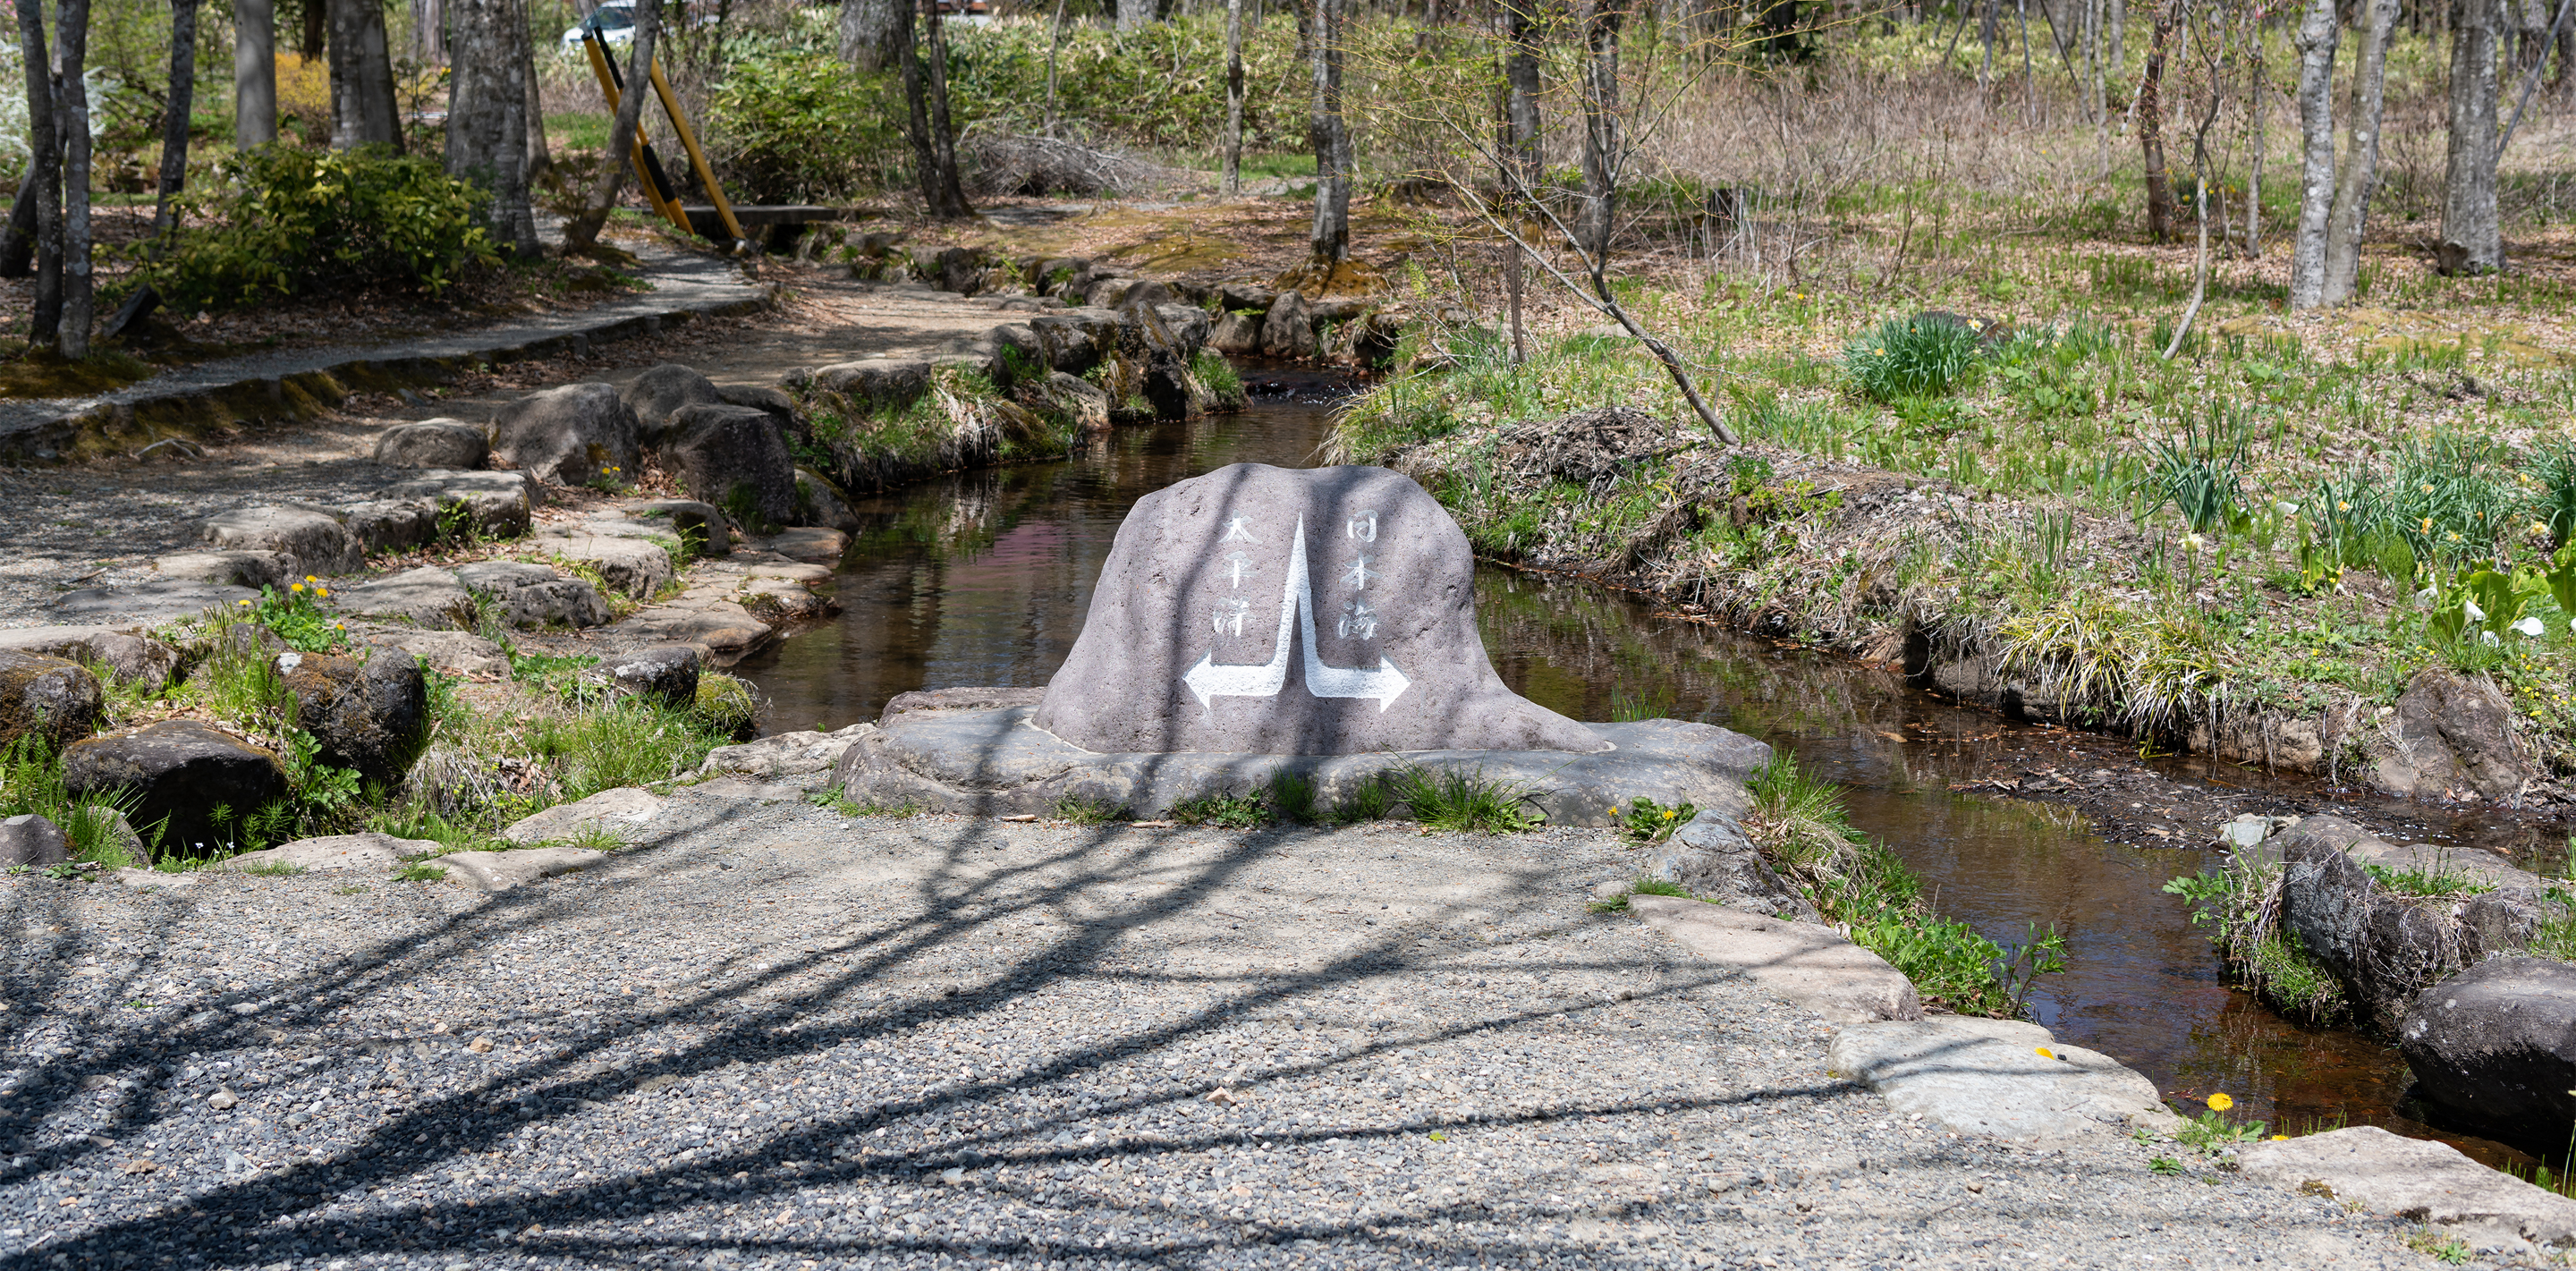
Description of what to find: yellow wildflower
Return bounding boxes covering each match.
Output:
[2035,1046,2055,1059]
[2206,1092,2234,1112]
[290,582,305,593]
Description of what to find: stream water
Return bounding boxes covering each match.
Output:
[733,391,2555,1172]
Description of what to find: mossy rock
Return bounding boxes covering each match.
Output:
[693,674,762,741]
[0,651,103,751]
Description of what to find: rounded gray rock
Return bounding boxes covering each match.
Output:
[662,403,796,532]
[2402,955,2576,1132]
[61,719,288,856]
[623,364,727,447]
[0,814,67,867]
[603,644,699,710]
[276,648,430,786]
[198,505,363,577]
[1030,463,1607,756]
[372,419,489,470]
[0,650,104,750]
[491,382,642,489]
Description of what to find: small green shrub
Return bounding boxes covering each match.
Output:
[1385,764,1546,834]
[140,143,500,310]
[1052,793,1124,826]
[1191,350,1244,404]
[1264,770,1318,824]
[707,51,904,203]
[1620,796,1696,843]
[1844,315,1985,401]
[693,673,763,740]
[241,582,350,653]
[1172,790,1271,829]
[394,860,449,884]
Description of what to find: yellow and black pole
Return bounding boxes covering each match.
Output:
[580,23,691,236]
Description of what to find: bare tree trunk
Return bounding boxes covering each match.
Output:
[1308,0,1350,260]
[415,0,445,63]
[234,0,277,146]
[2109,0,2124,82]
[1044,0,1065,137]
[522,0,550,184]
[921,8,971,218]
[2138,0,2182,241]
[562,0,660,253]
[839,0,899,72]
[328,0,402,149]
[12,0,59,326]
[1578,0,1623,264]
[1224,0,1244,192]
[2440,0,2504,274]
[1501,0,1542,174]
[56,0,90,358]
[1119,0,1155,29]
[153,0,200,242]
[448,0,538,256]
[301,0,326,61]
[2323,0,2398,301]
[2243,4,2264,256]
[2289,0,2338,307]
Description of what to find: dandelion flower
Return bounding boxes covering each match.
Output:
[305,575,318,582]
[290,582,305,593]
[2206,1092,2234,1112]
[2270,1134,2288,1141]
[2337,501,2351,511]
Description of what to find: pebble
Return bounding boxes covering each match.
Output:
[0,784,2436,1268]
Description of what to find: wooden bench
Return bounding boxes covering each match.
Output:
[682,206,866,251]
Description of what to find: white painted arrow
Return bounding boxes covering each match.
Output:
[1182,517,1412,712]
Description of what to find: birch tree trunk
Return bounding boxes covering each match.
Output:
[12,0,58,326]
[2439,0,2504,274]
[234,0,277,146]
[522,0,550,183]
[1044,0,1065,137]
[328,0,402,149]
[1119,0,1156,29]
[2288,0,2338,308]
[2243,4,2264,257]
[56,0,91,358]
[153,0,200,242]
[2323,0,2398,302]
[1308,0,1351,261]
[562,0,660,253]
[1224,0,1244,192]
[447,0,538,256]
[1578,0,1623,265]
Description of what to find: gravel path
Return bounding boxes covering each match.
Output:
[0,784,2432,1269]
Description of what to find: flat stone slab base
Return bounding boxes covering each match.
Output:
[1630,894,1919,1024]
[2240,1125,2576,1250]
[1828,1017,2182,1140]
[831,705,1768,826]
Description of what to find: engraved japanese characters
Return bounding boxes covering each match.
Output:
[1030,463,1610,756]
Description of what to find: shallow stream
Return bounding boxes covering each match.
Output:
[734,393,2556,1171]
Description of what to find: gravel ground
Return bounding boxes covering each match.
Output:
[0,784,2433,1270]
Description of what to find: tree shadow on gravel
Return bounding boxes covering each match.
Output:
[0,800,1877,1268]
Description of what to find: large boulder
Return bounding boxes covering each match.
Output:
[490,383,641,488]
[662,403,796,531]
[2401,956,2576,1134]
[275,648,430,786]
[792,468,860,532]
[1209,310,1262,356]
[199,505,363,577]
[372,419,488,470]
[336,498,442,555]
[2274,814,2552,1033]
[61,720,289,856]
[0,628,180,691]
[1260,291,1314,359]
[622,363,728,447]
[0,651,103,750]
[1030,463,1608,755]
[379,470,538,539]
[2373,669,2535,801]
[453,562,610,629]
[598,644,699,710]
[534,528,674,598]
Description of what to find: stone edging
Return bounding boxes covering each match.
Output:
[0,248,771,468]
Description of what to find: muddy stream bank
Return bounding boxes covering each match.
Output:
[733,389,2573,1174]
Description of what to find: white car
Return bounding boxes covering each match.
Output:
[559,1,637,53]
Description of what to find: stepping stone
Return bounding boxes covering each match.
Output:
[1827,1017,2179,1140]
[502,787,665,844]
[1630,894,1914,1024]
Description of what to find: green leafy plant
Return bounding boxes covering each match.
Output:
[1051,792,1125,826]
[1384,764,1547,833]
[394,860,449,884]
[2173,1094,2267,1153]
[0,737,148,866]
[2143,411,2249,537]
[243,581,350,654]
[1620,796,1696,843]
[2364,854,2496,899]
[2402,1227,2471,1265]
[707,50,905,202]
[140,143,500,310]
[1171,790,1271,829]
[2148,1156,2184,1175]
[1844,314,1985,401]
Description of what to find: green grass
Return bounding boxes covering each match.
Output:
[2363,858,2496,899]
[1745,754,2063,1017]
[394,860,449,884]
[1052,792,1124,825]
[1589,877,1690,914]
[547,112,610,152]
[1382,764,1547,834]
[1172,790,1270,829]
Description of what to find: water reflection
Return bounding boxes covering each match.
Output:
[736,401,2537,1171]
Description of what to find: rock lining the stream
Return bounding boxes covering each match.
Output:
[836,701,1767,825]
[1827,1016,2182,1140]
[2241,1125,2576,1251]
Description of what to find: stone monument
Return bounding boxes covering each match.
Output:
[1030,463,1608,755]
